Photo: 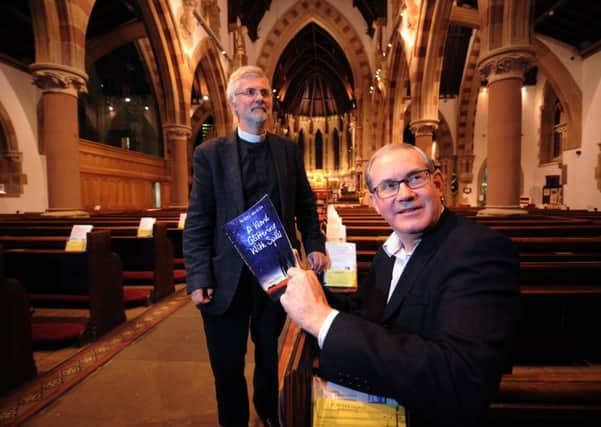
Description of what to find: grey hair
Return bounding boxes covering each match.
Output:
[226,65,270,105]
[364,143,435,192]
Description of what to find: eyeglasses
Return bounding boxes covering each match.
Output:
[372,169,432,199]
[234,88,271,98]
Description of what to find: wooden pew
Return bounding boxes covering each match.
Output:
[4,230,126,340]
[488,365,601,426]
[277,326,601,427]
[0,245,37,394]
[0,222,175,302]
[110,222,176,302]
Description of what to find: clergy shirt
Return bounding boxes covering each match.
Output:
[236,129,280,214]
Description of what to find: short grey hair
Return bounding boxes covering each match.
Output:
[364,143,435,192]
[226,65,270,105]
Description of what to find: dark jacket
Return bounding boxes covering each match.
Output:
[183,132,324,315]
[319,210,520,425]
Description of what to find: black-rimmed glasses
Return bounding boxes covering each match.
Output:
[372,169,432,199]
[234,88,271,98]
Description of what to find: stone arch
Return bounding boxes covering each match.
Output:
[0,101,25,196]
[139,0,189,126]
[190,38,231,137]
[256,1,372,92]
[387,38,410,145]
[30,0,94,69]
[456,32,480,159]
[409,0,453,126]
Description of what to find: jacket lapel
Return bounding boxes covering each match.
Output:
[220,133,244,214]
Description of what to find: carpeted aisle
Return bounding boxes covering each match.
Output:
[0,289,232,426]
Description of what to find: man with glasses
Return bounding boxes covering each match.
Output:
[184,65,328,427]
[280,143,520,426]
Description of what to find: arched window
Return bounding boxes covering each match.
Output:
[0,102,24,196]
[194,116,215,148]
[315,130,323,169]
[346,128,353,169]
[403,125,415,145]
[540,82,566,163]
[79,43,163,157]
[333,129,340,170]
[297,129,305,159]
[552,101,564,159]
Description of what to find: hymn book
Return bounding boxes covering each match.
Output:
[224,195,297,301]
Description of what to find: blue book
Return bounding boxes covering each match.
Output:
[224,194,297,301]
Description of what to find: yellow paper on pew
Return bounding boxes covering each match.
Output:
[178,213,187,229]
[137,217,156,237]
[312,377,406,427]
[324,270,357,287]
[325,241,357,288]
[65,224,94,252]
[313,398,405,426]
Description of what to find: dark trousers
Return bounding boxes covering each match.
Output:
[201,271,286,427]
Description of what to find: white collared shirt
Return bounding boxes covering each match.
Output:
[317,232,420,348]
[382,232,420,303]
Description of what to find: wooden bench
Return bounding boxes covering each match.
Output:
[0,245,37,394]
[0,214,187,284]
[0,222,176,302]
[487,365,601,426]
[277,325,601,427]
[4,230,126,340]
[110,223,176,302]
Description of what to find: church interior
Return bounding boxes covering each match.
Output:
[1,0,601,426]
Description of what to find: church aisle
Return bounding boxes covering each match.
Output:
[21,301,257,426]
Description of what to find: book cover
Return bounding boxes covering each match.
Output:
[224,194,297,301]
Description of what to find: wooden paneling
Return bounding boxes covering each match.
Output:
[79,140,170,210]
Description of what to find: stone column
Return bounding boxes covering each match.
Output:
[164,124,192,208]
[479,53,533,215]
[410,120,438,159]
[31,63,87,212]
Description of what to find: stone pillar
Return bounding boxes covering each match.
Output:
[31,63,87,212]
[410,120,438,159]
[164,124,192,208]
[479,54,533,215]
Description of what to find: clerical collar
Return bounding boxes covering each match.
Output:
[238,128,266,143]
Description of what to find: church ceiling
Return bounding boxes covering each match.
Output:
[0,0,600,115]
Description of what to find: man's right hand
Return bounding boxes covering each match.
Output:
[191,288,214,304]
[280,267,333,337]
